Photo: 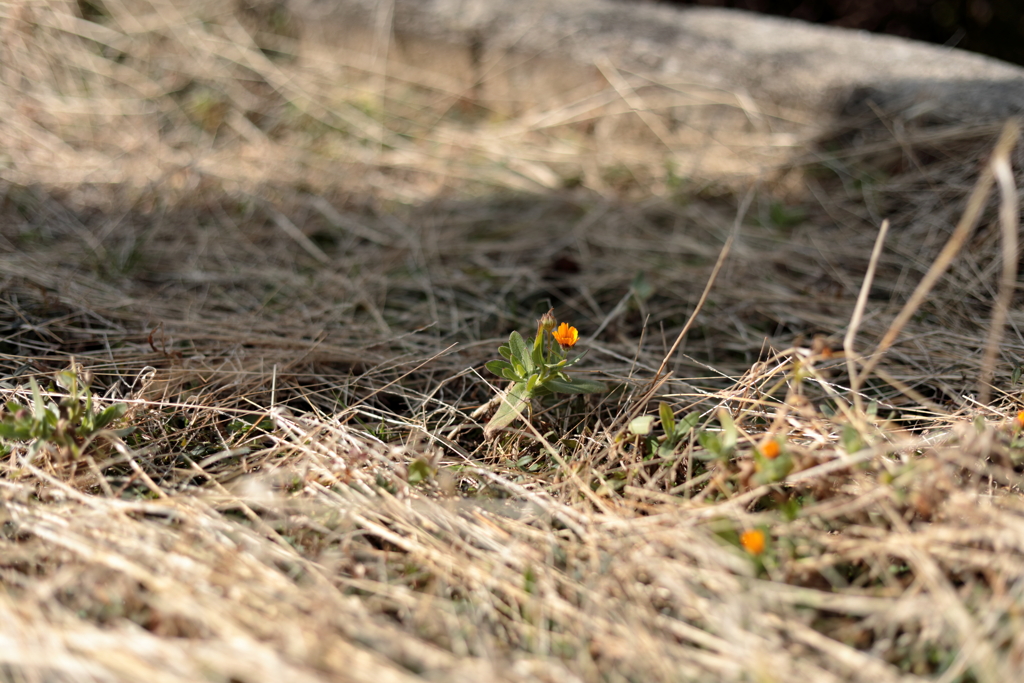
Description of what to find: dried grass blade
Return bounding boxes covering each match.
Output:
[844,218,890,415]
[856,120,1021,387]
[977,123,1020,404]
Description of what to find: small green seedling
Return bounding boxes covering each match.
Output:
[656,402,701,457]
[0,369,129,461]
[628,402,700,458]
[698,408,739,462]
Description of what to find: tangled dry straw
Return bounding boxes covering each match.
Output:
[2,1,1024,681]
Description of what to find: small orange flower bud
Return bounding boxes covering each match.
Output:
[552,322,579,349]
[740,529,765,555]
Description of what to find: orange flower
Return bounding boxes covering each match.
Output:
[760,439,781,459]
[740,529,766,555]
[552,322,579,349]
[1016,410,1024,428]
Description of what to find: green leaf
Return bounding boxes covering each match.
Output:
[55,371,78,392]
[94,403,128,430]
[30,378,46,421]
[659,402,675,437]
[540,377,579,394]
[659,411,698,456]
[543,377,605,395]
[508,331,533,373]
[698,430,721,457]
[629,415,656,436]
[717,409,737,454]
[779,497,802,521]
[484,382,532,438]
[753,452,794,485]
[485,360,514,378]
[501,368,521,381]
[42,406,57,428]
[563,349,589,367]
[631,271,654,303]
[657,442,677,458]
[407,458,433,485]
[498,345,512,360]
[531,335,545,369]
[677,411,701,436]
[0,423,26,439]
[570,377,606,394]
[769,201,807,228]
[523,565,537,595]
[841,423,864,454]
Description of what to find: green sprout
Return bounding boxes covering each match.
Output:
[0,369,129,461]
[483,310,604,437]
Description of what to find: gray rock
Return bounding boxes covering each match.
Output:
[290,0,1024,183]
[293,0,1024,122]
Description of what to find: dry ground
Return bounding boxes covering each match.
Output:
[2,2,1024,682]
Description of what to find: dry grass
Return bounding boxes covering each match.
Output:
[2,1,1024,681]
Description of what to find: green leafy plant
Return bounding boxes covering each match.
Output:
[0,369,129,461]
[628,402,701,458]
[697,408,739,462]
[752,436,793,485]
[484,311,604,437]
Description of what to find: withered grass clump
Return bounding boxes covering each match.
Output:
[2,2,1024,682]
